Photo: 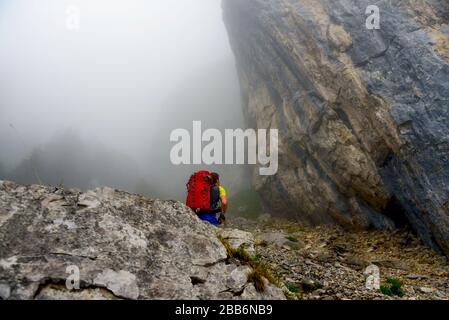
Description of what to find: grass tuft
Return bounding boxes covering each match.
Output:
[286,283,301,294]
[312,281,323,290]
[247,270,266,292]
[379,277,404,297]
[286,236,299,243]
[218,235,278,293]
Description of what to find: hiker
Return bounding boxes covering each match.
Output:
[210,172,228,224]
[186,171,227,226]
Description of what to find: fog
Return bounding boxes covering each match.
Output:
[0,0,253,203]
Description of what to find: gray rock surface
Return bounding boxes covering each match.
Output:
[223,0,449,255]
[218,228,256,254]
[363,264,380,290]
[257,231,304,249]
[0,181,284,300]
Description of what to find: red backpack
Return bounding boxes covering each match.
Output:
[186,170,213,212]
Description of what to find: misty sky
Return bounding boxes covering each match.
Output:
[0,0,248,198]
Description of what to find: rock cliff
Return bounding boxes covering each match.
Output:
[222,0,449,255]
[0,181,284,300]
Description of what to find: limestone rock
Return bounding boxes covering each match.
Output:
[93,269,139,299]
[218,228,256,255]
[0,182,284,300]
[372,259,410,271]
[0,283,11,299]
[240,279,285,300]
[226,266,252,292]
[420,287,436,294]
[363,264,380,290]
[344,256,370,271]
[223,0,449,256]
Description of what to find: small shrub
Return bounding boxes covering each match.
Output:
[388,278,405,297]
[379,277,404,297]
[380,284,392,296]
[249,260,277,292]
[247,270,266,292]
[286,283,301,294]
[253,253,262,262]
[312,281,323,290]
[286,236,299,243]
[233,247,253,263]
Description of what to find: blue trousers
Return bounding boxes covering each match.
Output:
[197,212,218,226]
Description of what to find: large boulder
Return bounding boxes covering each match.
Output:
[0,181,284,300]
[223,0,449,255]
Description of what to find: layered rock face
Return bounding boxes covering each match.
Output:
[223,0,449,254]
[0,181,284,300]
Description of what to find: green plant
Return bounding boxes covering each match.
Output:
[286,283,301,294]
[253,253,262,262]
[247,270,266,292]
[380,284,392,296]
[312,281,323,290]
[379,277,404,297]
[217,235,278,293]
[286,236,299,243]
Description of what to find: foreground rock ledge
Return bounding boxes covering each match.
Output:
[0,181,284,300]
